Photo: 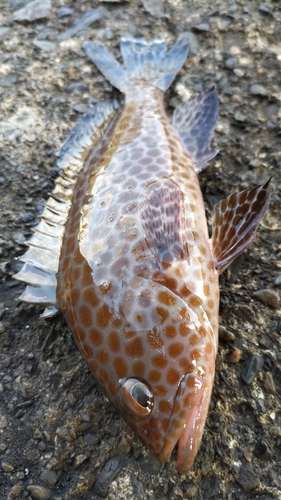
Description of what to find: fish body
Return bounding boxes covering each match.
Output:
[14,36,271,472]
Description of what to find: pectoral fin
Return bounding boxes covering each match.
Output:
[210,179,271,274]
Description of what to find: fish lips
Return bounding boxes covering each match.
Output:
[156,372,205,473]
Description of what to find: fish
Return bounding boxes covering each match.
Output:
[14,35,271,473]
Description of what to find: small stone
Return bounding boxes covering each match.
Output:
[234,111,246,122]
[225,57,237,69]
[93,455,125,497]
[10,0,52,22]
[118,435,131,455]
[74,453,89,468]
[0,27,11,37]
[275,273,281,286]
[138,452,161,474]
[141,0,164,17]
[264,372,276,395]
[193,23,210,31]
[219,325,235,341]
[237,465,259,491]
[253,289,280,308]
[33,40,56,52]
[57,7,74,17]
[27,486,52,499]
[40,470,58,487]
[1,461,14,472]
[183,32,200,54]
[249,84,267,96]
[241,354,264,384]
[0,322,6,334]
[184,485,199,498]
[10,483,23,496]
[56,7,108,42]
[16,471,25,479]
[270,426,281,437]
[235,304,255,321]
[83,432,99,446]
[254,437,271,458]
[228,348,243,363]
[73,103,89,114]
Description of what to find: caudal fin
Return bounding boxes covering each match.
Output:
[84,35,189,93]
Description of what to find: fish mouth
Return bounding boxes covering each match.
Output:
[156,372,206,473]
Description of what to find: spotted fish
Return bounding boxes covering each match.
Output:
[14,36,271,473]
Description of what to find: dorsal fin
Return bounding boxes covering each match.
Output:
[139,178,189,266]
[210,179,271,274]
[173,88,219,173]
[14,101,118,315]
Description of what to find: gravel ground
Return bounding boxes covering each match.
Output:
[0,1,281,499]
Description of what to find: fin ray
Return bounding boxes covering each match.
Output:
[210,179,271,274]
[173,88,219,172]
[14,101,119,308]
[84,36,189,93]
[139,178,189,266]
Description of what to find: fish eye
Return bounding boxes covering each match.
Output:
[119,378,154,417]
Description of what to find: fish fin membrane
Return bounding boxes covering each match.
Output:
[173,88,219,173]
[210,179,271,274]
[139,178,190,267]
[84,35,189,92]
[14,101,118,307]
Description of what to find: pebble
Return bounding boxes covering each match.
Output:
[138,452,161,474]
[141,0,165,16]
[0,27,11,37]
[237,465,259,491]
[10,0,52,22]
[225,57,237,69]
[1,461,14,472]
[93,455,125,498]
[253,289,280,308]
[184,484,199,498]
[275,273,281,286]
[241,354,264,384]
[235,304,255,321]
[234,111,246,122]
[27,485,52,499]
[33,40,56,52]
[254,437,271,458]
[0,322,6,334]
[74,453,89,468]
[219,325,235,341]
[10,483,23,496]
[270,426,281,437]
[57,7,74,18]
[228,348,243,363]
[40,470,58,487]
[264,372,276,394]
[193,23,210,31]
[249,84,267,96]
[56,7,108,41]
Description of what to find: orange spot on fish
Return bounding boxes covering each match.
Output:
[96,304,111,328]
[88,328,103,346]
[125,337,144,357]
[114,358,128,378]
[158,290,177,306]
[168,342,184,358]
[108,331,120,353]
[167,368,180,385]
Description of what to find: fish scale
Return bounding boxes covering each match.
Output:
[14,35,271,472]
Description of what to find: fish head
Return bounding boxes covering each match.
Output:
[109,298,215,473]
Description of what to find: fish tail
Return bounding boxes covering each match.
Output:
[84,35,189,93]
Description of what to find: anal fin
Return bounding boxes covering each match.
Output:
[173,88,219,173]
[210,179,271,274]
